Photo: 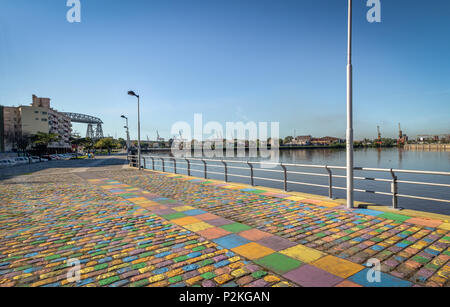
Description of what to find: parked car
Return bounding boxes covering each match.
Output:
[14,157,28,165]
[57,154,70,160]
[29,156,41,163]
[0,160,11,168]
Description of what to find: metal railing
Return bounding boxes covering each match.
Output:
[128,155,450,209]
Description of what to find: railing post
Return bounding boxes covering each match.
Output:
[222,161,228,182]
[161,158,165,172]
[172,158,177,174]
[202,159,207,179]
[281,163,288,192]
[185,159,191,176]
[247,161,254,186]
[151,157,155,170]
[143,157,146,169]
[325,165,333,199]
[390,169,398,209]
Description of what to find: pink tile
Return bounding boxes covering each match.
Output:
[283,264,344,287]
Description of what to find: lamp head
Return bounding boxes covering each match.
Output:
[128,91,139,98]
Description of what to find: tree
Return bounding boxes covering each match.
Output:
[94,138,117,155]
[117,138,127,149]
[15,133,32,154]
[82,138,95,152]
[31,132,60,156]
[70,136,94,157]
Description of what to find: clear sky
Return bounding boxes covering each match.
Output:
[0,0,449,141]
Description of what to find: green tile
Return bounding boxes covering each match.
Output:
[220,223,252,233]
[248,190,267,194]
[99,276,120,286]
[254,253,302,275]
[201,272,216,280]
[162,212,187,220]
[378,212,411,222]
[412,256,429,264]
[169,275,183,283]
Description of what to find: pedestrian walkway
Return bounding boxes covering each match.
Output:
[0,166,448,287]
[92,168,449,287]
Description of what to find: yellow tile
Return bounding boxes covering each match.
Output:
[312,255,364,279]
[173,206,196,212]
[222,186,243,190]
[318,201,340,208]
[438,223,450,231]
[184,222,214,232]
[127,197,150,202]
[285,196,306,201]
[231,243,275,260]
[280,244,326,263]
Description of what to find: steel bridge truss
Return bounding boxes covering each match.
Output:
[63,112,104,140]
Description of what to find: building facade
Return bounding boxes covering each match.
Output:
[0,95,72,152]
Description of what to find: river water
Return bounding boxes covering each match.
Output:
[142,148,450,215]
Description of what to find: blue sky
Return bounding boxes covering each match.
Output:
[0,0,449,140]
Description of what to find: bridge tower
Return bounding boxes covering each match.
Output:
[86,124,95,139]
[95,124,104,139]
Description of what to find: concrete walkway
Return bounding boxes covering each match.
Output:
[0,159,448,287]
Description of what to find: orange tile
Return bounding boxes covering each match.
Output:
[406,217,442,228]
[239,229,272,241]
[231,243,275,260]
[335,280,363,287]
[312,255,364,279]
[171,216,202,226]
[198,227,231,240]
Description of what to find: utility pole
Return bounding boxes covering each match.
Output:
[346,0,354,209]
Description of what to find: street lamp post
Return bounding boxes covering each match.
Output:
[346,0,354,209]
[128,91,141,170]
[121,115,131,158]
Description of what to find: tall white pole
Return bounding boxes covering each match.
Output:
[346,0,354,209]
[137,96,141,170]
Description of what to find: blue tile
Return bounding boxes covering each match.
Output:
[348,269,413,287]
[353,209,383,217]
[213,234,251,249]
[183,209,207,216]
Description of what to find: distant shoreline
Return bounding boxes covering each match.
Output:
[141,144,403,153]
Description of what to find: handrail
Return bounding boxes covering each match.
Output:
[130,155,450,208]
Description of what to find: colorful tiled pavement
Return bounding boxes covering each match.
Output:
[0,174,292,287]
[0,168,449,287]
[101,169,450,287]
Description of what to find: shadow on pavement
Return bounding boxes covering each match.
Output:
[0,156,128,180]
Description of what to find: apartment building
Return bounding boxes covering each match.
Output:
[0,95,72,152]
[0,106,22,152]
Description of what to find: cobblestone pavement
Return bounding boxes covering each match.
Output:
[0,172,293,287]
[0,165,448,287]
[103,169,450,287]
